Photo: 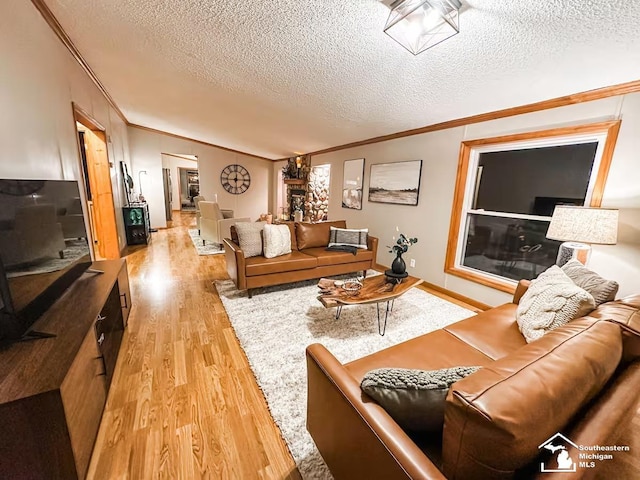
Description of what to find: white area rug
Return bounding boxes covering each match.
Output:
[215,276,476,479]
[188,228,224,255]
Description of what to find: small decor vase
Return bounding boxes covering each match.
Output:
[391,253,406,275]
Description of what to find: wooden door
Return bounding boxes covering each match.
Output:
[82,128,120,259]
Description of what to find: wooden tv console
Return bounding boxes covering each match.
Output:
[0,259,131,479]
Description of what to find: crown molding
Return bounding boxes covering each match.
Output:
[31,0,128,124]
[128,124,272,161]
[308,79,640,157]
[161,152,198,161]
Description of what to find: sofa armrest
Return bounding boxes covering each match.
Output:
[513,279,530,304]
[367,235,378,267]
[306,344,446,480]
[223,238,247,290]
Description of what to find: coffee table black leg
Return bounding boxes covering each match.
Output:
[376,301,392,336]
[335,305,343,320]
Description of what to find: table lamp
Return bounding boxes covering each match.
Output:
[546,206,618,266]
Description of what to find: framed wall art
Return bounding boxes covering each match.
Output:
[368,160,422,206]
[342,158,365,210]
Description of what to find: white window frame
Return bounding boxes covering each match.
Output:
[445,121,621,293]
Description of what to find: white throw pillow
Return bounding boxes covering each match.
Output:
[516,265,595,343]
[263,224,292,258]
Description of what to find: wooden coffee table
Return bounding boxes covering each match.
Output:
[318,274,422,335]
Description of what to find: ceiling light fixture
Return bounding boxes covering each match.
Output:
[384,0,462,55]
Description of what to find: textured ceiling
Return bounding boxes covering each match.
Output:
[44,0,640,159]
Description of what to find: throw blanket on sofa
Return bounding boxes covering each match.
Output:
[325,245,358,255]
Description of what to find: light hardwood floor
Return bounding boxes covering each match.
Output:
[87,212,300,479]
[88,212,639,479]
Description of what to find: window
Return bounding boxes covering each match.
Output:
[445,121,621,293]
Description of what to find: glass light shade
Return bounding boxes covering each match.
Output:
[384,0,461,55]
[546,206,619,245]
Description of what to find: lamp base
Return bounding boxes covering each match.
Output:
[555,242,591,267]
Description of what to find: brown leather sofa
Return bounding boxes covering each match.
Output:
[224,220,378,297]
[307,280,640,479]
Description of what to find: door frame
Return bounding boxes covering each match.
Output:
[72,102,120,259]
[177,166,199,210]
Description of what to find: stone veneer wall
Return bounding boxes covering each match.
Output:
[305,165,330,222]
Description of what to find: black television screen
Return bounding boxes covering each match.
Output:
[0,179,92,342]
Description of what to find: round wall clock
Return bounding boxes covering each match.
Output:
[220,164,251,194]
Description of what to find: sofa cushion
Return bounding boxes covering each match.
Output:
[301,247,373,267]
[443,303,526,360]
[295,220,346,250]
[328,226,368,249]
[263,224,292,258]
[588,294,640,362]
[562,259,619,306]
[442,318,623,480]
[282,221,298,250]
[346,329,494,382]
[516,265,595,342]
[235,221,266,258]
[361,366,479,433]
[245,250,317,276]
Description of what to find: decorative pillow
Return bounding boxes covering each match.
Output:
[263,224,292,258]
[328,226,369,249]
[561,260,619,306]
[234,221,266,258]
[360,366,480,432]
[516,265,595,343]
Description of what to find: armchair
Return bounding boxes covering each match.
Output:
[199,201,250,247]
[193,195,205,233]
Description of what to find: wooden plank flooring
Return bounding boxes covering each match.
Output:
[88,211,640,479]
[87,212,300,479]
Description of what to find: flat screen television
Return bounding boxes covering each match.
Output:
[0,179,92,344]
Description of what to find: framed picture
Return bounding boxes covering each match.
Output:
[368,160,422,206]
[342,158,365,210]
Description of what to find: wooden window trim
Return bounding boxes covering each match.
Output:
[445,120,622,294]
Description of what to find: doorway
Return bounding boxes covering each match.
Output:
[177,167,200,211]
[74,105,120,260]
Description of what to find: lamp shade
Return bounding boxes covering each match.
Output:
[384,0,461,55]
[546,206,618,244]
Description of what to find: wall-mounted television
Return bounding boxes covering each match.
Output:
[0,179,92,344]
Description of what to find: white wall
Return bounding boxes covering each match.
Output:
[160,154,198,210]
[0,0,131,252]
[128,127,273,228]
[311,94,640,306]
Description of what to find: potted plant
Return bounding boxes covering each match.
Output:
[388,233,418,275]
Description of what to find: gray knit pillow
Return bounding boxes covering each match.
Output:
[561,260,619,306]
[360,366,480,432]
[234,221,266,258]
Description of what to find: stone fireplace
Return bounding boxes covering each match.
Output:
[282,156,330,222]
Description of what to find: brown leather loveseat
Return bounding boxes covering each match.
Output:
[224,220,378,297]
[306,280,640,479]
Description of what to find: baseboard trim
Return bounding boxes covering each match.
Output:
[373,263,490,311]
[420,281,491,311]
